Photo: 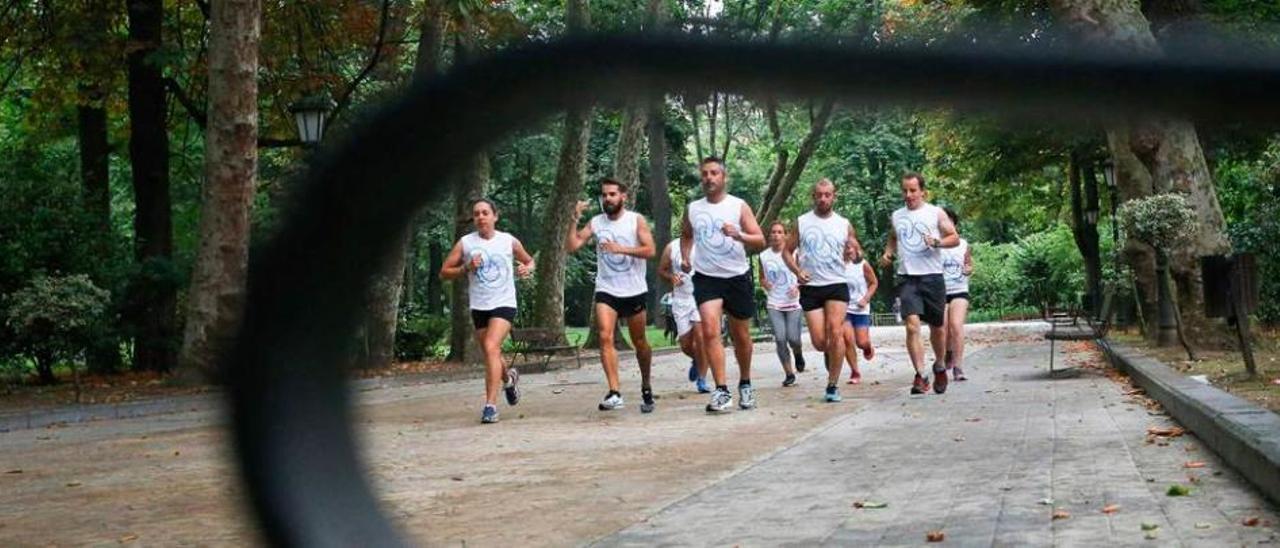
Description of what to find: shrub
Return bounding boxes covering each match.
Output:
[1117,193,1197,249]
[395,306,450,361]
[5,274,111,384]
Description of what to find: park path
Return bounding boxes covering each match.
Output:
[1,322,1276,546]
[600,340,1280,547]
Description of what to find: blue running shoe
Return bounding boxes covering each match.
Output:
[687,360,699,382]
[481,404,499,424]
[695,376,711,394]
[824,385,842,403]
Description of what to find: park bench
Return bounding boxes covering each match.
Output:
[872,313,901,327]
[509,328,582,371]
[1043,304,1100,376]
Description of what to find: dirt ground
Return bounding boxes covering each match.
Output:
[0,323,1043,546]
[1110,328,1280,414]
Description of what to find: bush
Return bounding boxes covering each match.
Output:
[1117,193,1197,249]
[5,274,111,384]
[1010,224,1084,311]
[395,306,450,361]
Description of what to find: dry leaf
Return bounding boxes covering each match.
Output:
[1147,426,1186,437]
[3,469,21,474]
[1101,504,1120,514]
[853,501,888,509]
[1242,516,1260,527]
[926,531,945,542]
[965,417,981,422]
[118,533,139,543]
[1184,461,1206,468]
[65,481,82,487]
[1052,510,1071,520]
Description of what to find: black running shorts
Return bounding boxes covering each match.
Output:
[692,272,756,320]
[471,307,517,330]
[594,291,648,317]
[897,274,946,327]
[799,283,850,312]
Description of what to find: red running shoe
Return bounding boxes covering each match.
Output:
[911,373,930,395]
[932,362,948,394]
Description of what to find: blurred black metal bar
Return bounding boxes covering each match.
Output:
[225,35,1280,546]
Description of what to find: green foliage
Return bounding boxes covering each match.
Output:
[967,242,1020,310]
[5,274,111,383]
[1117,193,1198,249]
[395,305,451,361]
[1010,224,1084,310]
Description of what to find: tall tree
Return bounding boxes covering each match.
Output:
[1051,0,1232,344]
[126,0,177,372]
[645,98,670,315]
[530,0,592,342]
[447,29,489,364]
[358,0,445,369]
[1068,150,1103,316]
[179,0,262,378]
[759,100,836,227]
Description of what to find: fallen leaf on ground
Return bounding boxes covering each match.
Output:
[118,533,139,543]
[1166,484,1192,496]
[1147,426,1186,437]
[1141,522,1159,531]
[1194,522,1212,529]
[953,436,965,442]
[1242,516,1260,527]
[1145,530,1159,540]
[65,481,81,487]
[1052,510,1071,520]
[1038,498,1054,505]
[926,531,945,542]
[1102,504,1120,514]
[1123,388,1146,395]
[965,417,981,422]
[853,501,888,509]
[3,469,21,474]
[1184,461,1206,468]
[450,476,463,481]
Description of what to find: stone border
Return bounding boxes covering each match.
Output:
[1098,339,1280,505]
[0,346,688,433]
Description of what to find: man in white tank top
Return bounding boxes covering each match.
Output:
[784,178,862,404]
[680,156,766,413]
[440,199,537,424]
[878,172,960,396]
[567,178,658,413]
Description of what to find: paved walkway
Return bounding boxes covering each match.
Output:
[602,341,1279,546]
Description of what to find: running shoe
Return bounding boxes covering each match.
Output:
[706,388,733,413]
[795,354,806,373]
[481,404,499,424]
[695,376,712,394]
[847,370,862,385]
[782,373,797,387]
[911,373,931,395]
[687,360,699,382]
[953,366,967,381]
[598,392,624,411]
[640,387,656,414]
[825,385,842,403]
[738,383,756,410]
[503,367,520,406]
[932,362,949,394]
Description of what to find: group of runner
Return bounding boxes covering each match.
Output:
[440,157,974,423]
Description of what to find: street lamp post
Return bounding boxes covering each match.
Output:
[289,94,336,146]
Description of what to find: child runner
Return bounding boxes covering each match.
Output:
[659,237,709,393]
[843,241,878,384]
[941,207,974,381]
[439,199,536,423]
[758,221,806,387]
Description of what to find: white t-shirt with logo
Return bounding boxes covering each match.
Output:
[668,240,696,304]
[942,238,970,295]
[688,194,750,278]
[759,247,800,311]
[846,259,871,315]
[461,231,518,311]
[891,203,944,275]
[797,210,851,287]
[590,211,648,298]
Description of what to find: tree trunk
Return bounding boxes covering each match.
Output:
[447,154,489,364]
[645,97,670,318]
[357,2,444,369]
[759,100,836,227]
[78,99,121,375]
[1052,0,1232,344]
[179,0,260,380]
[1068,151,1103,316]
[530,0,592,342]
[126,0,177,373]
[426,234,443,314]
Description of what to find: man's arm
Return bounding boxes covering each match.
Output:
[658,242,677,286]
[783,221,809,284]
[602,215,657,259]
[879,223,898,269]
[935,208,960,248]
[736,202,766,252]
[565,201,594,253]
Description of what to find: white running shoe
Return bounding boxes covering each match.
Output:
[705,388,733,413]
[738,384,757,410]
[598,392,624,411]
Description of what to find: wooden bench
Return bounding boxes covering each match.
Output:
[1043,305,1097,376]
[872,313,901,327]
[509,328,582,371]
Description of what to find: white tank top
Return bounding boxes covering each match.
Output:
[461,231,518,311]
[590,211,648,297]
[668,241,695,303]
[688,195,749,277]
[942,238,970,295]
[846,259,870,314]
[759,247,800,310]
[797,210,850,287]
[891,203,944,275]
